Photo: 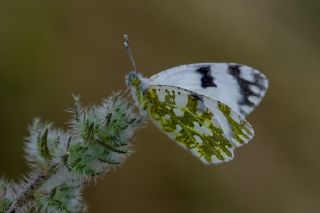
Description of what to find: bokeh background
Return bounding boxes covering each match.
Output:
[0,0,319,212]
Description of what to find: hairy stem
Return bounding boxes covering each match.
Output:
[7,169,53,213]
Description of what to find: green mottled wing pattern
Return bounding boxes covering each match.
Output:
[144,85,254,164]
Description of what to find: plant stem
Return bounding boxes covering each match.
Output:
[7,169,52,213]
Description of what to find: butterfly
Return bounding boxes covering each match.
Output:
[124,35,268,164]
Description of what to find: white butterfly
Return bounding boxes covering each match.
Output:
[124,35,268,164]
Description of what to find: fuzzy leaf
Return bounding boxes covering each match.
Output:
[0,179,15,213]
[38,128,52,161]
[0,199,11,213]
[34,177,85,213]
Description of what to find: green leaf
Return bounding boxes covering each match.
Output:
[38,128,52,161]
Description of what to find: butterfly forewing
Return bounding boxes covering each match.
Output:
[149,63,268,117]
[144,85,254,164]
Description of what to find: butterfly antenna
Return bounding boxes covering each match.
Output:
[124,87,130,95]
[123,34,137,71]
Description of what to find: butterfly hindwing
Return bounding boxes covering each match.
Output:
[202,96,254,148]
[144,85,254,164]
[149,63,268,116]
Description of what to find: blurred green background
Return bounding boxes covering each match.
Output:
[0,0,319,212]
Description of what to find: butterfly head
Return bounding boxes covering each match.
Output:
[126,71,142,88]
[126,71,150,109]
